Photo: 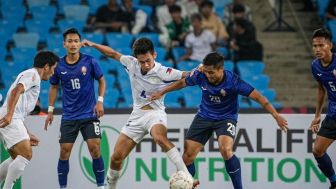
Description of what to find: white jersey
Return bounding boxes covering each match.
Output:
[120,55,183,110]
[0,68,41,120]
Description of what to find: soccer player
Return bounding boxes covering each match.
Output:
[310,28,336,189]
[81,38,194,189]
[150,52,288,189]
[44,28,106,189]
[0,51,59,189]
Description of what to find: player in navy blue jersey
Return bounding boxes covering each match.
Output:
[151,52,288,189]
[44,28,106,189]
[310,28,336,189]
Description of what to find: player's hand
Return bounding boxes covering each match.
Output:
[44,112,54,131]
[94,102,104,118]
[197,64,204,73]
[29,133,40,146]
[0,114,13,128]
[309,116,321,133]
[274,114,288,133]
[81,39,94,47]
[150,91,163,101]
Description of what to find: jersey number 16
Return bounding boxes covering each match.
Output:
[71,78,81,90]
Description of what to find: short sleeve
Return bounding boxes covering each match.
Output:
[185,70,201,86]
[91,58,103,80]
[17,71,40,91]
[49,66,59,85]
[234,76,255,97]
[159,65,183,81]
[120,55,136,70]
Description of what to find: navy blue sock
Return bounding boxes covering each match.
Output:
[93,156,105,186]
[315,153,336,183]
[225,155,242,189]
[186,162,196,177]
[58,159,69,188]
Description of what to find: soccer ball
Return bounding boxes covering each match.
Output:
[169,171,193,189]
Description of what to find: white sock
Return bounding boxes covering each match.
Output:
[97,186,105,189]
[3,155,29,189]
[107,169,121,189]
[0,158,13,182]
[166,147,189,173]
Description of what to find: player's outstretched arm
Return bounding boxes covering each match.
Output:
[150,78,187,101]
[248,89,288,133]
[44,84,58,131]
[310,81,326,133]
[0,84,25,128]
[81,39,123,61]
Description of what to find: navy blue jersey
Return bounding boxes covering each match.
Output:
[50,53,103,120]
[311,54,336,117]
[185,70,254,121]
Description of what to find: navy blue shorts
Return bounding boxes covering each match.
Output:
[59,118,101,143]
[317,116,336,140]
[185,115,237,145]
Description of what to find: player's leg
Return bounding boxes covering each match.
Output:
[107,133,136,189]
[58,120,79,188]
[0,156,13,183]
[150,123,189,172]
[81,118,105,188]
[3,139,31,189]
[313,117,336,189]
[216,120,242,189]
[183,115,213,177]
[0,120,30,189]
[182,139,203,177]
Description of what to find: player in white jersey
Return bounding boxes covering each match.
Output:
[0,51,59,189]
[82,38,198,189]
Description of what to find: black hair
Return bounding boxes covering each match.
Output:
[33,51,59,68]
[312,28,332,41]
[232,4,245,13]
[190,13,202,22]
[62,28,81,41]
[132,37,154,56]
[200,0,214,8]
[169,4,182,14]
[203,52,225,69]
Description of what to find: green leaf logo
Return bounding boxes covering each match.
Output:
[79,126,129,184]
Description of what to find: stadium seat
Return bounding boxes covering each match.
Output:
[155,47,167,62]
[114,47,132,55]
[81,47,102,60]
[328,20,336,44]
[63,5,90,22]
[58,19,86,32]
[165,91,183,108]
[215,6,224,20]
[177,60,200,71]
[13,32,40,49]
[51,47,66,57]
[160,61,174,68]
[47,33,63,50]
[1,0,23,8]
[27,0,50,8]
[10,47,37,65]
[224,60,234,72]
[82,33,105,44]
[245,74,270,90]
[136,33,160,47]
[172,47,185,62]
[105,88,119,108]
[30,5,57,22]
[236,60,265,79]
[57,0,81,13]
[25,19,53,42]
[87,0,106,14]
[106,33,134,48]
[316,0,330,19]
[181,86,201,108]
[1,5,26,24]
[217,47,230,58]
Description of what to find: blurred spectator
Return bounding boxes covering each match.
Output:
[180,0,204,18]
[200,1,229,44]
[300,0,315,12]
[122,0,148,34]
[159,4,190,48]
[223,0,252,26]
[140,0,164,6]
[230,19,262,62]
[95,0,127,33]
[227,4,253,37]
[181,13,216,62]
[326,0,336,20]
[156,0,187,33]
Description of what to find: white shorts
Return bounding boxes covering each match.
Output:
[121,109,167,143]
[0,119,30,149]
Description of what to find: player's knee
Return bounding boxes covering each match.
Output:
[219,146,233,159]
[88,145,101,158]
[60,147,72,159]
[312,147,325,158]
[111,152,125,164]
